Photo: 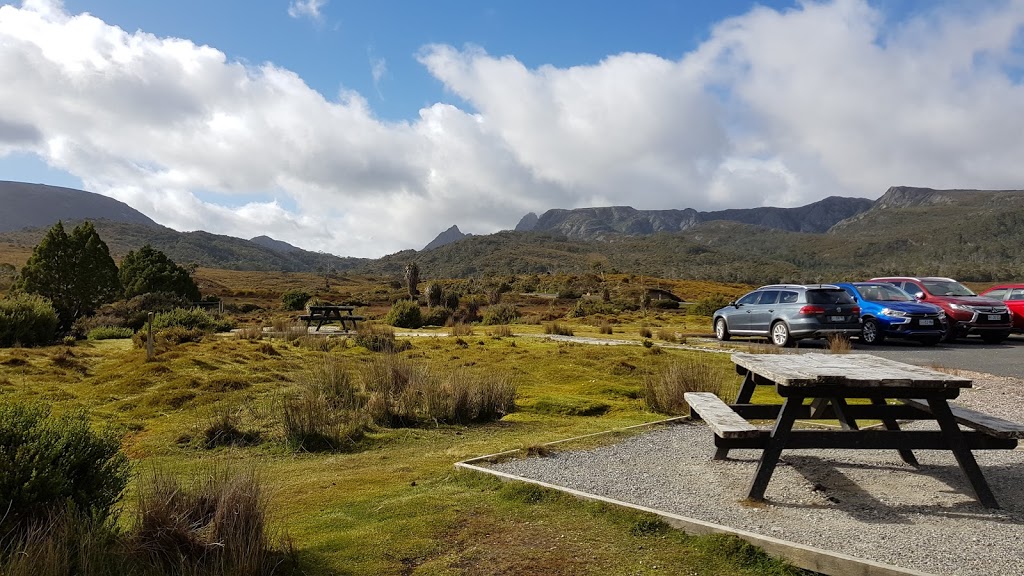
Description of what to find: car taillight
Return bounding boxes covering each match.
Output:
[799,305,826,315]
[851,306,860,315]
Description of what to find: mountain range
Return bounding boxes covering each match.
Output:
[2,180,1023,283]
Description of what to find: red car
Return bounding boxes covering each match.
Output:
[870,276,1012,343]
[980,284,1024,332]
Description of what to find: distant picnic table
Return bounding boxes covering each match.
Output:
[299,305,364,331]
[685,352,1024,509]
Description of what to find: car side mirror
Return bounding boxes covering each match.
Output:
[914,292,925,300]
[729,301,738,308]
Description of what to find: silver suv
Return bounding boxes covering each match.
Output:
[713,284,862,347]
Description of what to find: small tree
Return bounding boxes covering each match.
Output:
[426,282,443,307]
[119,244,201,301]
[16,221,121,330]
[405,262,420,298]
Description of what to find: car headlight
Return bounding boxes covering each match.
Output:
[881,308,907,317]
[949,303,970,312]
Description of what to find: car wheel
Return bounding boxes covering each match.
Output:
[714,318,731,341]
[861,318,884,345]
[919,336,941,347]
[770,321,792,347]
[941,322,958,343]
[981,332,1009,344]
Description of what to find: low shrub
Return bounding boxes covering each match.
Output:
[421,306,451,327]
[482,302,519,325]
[281,289,311,311]
[384,299,422,329]
[567,299,616,318]
[152,307,234,332]
[651,300,679,310]
[132,326,206,352]
[690,294,732,317]
[0,293,58,347]
[87,326,134,340]
[0,402,130,535]
[644,356,733,415]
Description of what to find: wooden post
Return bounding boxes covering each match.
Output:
[146,312,154,361]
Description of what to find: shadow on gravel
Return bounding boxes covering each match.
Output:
[779,455,1024,524]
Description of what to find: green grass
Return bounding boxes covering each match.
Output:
[0,334,802,575]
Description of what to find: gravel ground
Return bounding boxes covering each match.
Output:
[489,370,1024,576]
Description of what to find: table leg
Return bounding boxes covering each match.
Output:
[747,396,802,502]
[733,370,757,404]
[927,398,999,508]
[870,398,918,466]
[717,371,759,460]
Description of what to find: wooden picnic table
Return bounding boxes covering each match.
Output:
[300,305,364,331]
[685,352,1024,508]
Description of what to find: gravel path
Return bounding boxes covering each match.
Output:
[489,371,1024,576]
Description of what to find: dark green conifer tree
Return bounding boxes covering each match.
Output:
[119,244,201,301]
[16,221,121,330]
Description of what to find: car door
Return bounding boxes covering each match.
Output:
[748,290,781,334]
[1007,289,1024,329]
[729,291,761,332]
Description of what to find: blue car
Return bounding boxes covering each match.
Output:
[834,282,946,346]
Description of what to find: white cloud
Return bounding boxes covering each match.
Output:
[287,0,327,22]
[1,0,1023,258]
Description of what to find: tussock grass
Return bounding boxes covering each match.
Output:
[638,326,653,338]
[489,325,514,338]
[133,468,293,575]
[544,322,574,336]
[645,356,734,415]
[235,325,264,340]
[449,322,474,336]
[656,328,677,343]
[599,321,613,335]
[827,334,853,354]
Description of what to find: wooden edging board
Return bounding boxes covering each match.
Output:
[455,418,933,576]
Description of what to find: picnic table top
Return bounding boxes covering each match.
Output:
[731,352,972,389]
[307,305,356,311]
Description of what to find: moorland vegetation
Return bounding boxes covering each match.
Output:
[0,222,816,574]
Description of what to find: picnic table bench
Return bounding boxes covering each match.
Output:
[299,305,364,331]
[685,352,1024,508]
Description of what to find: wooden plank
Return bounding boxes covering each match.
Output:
[684,392,760,439]
[731,353,972,389]
[901,398,1024,439]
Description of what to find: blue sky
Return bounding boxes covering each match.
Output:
[1,0,1023,256]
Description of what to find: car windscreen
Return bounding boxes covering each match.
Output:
[864,284,914,302]
[805,289,855,305]
[921,280,975,297]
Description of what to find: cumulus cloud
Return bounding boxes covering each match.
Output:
[1,0,1023,258]
[287,0,327,22]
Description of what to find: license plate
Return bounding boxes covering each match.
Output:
[988,314,1002,321]
[828,315,845,322]
[919,319,934,326]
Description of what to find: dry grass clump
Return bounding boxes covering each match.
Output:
[827,334,853,354]
[353,324,410,353]
[281,356,368,452]
[598,321,613,335]
[638,326,653,338]
[645,356,732,415]
[201,408,261,449]
[361,355,516,426]
[543,322,574,336]
[655,328,677,343]
[449,322,474,337]
[133,468,293,575]
[235,325,263,340]
[488,325,514,338]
